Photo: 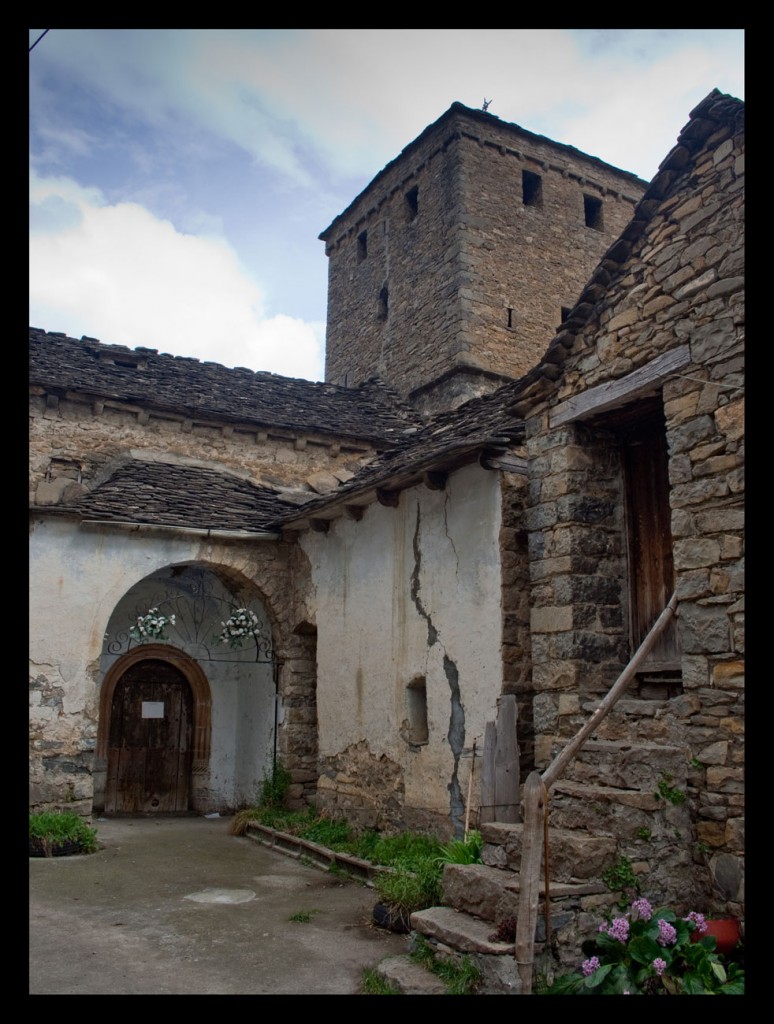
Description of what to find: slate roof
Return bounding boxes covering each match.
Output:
[270,380,526,525]
[47,460,299,534]
[29,328,420,445]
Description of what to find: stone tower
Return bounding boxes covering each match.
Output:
[321,102,648,413]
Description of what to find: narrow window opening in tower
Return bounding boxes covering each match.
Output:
[357,230,368,261]
[507,307,514,328]
[584,195,604,230]
[522,169,543,207]
[560,306,572,323]
[378,285,389,321]
[405,186,419,221]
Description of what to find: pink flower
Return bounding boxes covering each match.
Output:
[684,911,708,934]
[582,956,601,976]
[652,958,667,976]
[608,917,630,943]
[657,919,677,946]
[631,898,653,921]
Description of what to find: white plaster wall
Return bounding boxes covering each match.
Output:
[302,463,503,825]
[30,516,277,811]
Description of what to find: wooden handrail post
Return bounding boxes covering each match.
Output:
[514,771,546,994]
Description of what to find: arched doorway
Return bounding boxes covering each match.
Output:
[106,659,193,814]
[98,644,213,815]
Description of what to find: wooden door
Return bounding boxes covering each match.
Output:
[105,659,193,814]
[622,414,680,671]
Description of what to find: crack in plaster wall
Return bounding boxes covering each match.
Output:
[410,502,466,834]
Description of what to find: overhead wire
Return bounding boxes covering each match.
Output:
[29,29,50,52]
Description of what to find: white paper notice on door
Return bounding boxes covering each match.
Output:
[142,701,165,719]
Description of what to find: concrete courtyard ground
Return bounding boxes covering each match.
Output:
[29,814,407,995]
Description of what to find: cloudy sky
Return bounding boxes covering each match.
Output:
[29,28,744,382]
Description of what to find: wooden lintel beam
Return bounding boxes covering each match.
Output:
[422,470,447,491]
[550,344,690,427]
[376,488,401,508]
[480,452,528,474]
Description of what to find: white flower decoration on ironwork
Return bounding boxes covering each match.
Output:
[129,608,176,643]
[214,607,262,649]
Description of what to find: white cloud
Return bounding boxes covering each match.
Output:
[30,29,744,186]
[29,172,326,381]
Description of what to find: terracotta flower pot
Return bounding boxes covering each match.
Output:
[694,917,741,956]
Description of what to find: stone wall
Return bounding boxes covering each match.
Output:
[499,469,534,772]
[29,388,374,505]
[323,104,645,404]
[519,94,744,913]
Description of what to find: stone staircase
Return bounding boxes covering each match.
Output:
[372,822,617,995]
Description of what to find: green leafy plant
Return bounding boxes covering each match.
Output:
[689,757,703,770]
[602,856,641,909]
[636,828,652,842]
[545,898,744,995]
[361,968,400,995]
[29,810,98,857]
[410,936,482,995]
[654,771,686,806]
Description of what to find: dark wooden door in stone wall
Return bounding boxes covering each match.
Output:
[106,659,193,814]
[622,417,680,671]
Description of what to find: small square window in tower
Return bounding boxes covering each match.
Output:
[357,229,368,262]
[584,194,604,230]
[522,169,543,207]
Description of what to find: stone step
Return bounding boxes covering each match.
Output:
[410,905,514,955]
[372,954,447,995]
[565,738,686,791]
[408,907,524,993]
[480,821,616,878]
[441,862,605,924]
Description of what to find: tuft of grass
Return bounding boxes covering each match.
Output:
[258,760,293,809]
[373,861,442,919]
[361,968,401,995]
[409,936,481,995]
[436,829,483,865]
[289,909,318,923]
[301,816,353,848]
[29,810,98,856]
